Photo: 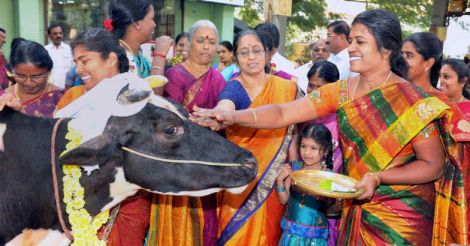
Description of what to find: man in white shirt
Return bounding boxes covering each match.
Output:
[295,39,330,93]
[255,23,297,76]
[45,23,74,89]
[326,21,357,80]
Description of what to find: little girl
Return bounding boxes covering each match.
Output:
[276,123,334,246]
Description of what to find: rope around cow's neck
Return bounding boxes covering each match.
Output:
[51,118,73,241]
[121,146,244,167]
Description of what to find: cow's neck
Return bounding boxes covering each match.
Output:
[78,160,140,217]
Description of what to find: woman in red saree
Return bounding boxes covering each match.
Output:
[5,40,62,118]
[147,20,225,246]
[192,10,468,245]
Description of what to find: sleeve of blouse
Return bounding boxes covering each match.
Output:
[218,81,242,109]
[307,82,339,118]
[411,121,440,144]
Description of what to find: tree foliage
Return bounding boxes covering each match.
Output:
[366,0,434,29]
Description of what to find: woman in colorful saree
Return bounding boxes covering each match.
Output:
[191,9,468,245]
[200,29,299,245]
[147,20,225,246]
[440,58,470,114]
[4,40,62,118]
[109,0,173,96]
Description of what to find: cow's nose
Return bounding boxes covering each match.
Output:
[242,157,257,170]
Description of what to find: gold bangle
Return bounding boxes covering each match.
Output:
[249,108,257,123]
[151,65,163,70]
[365,172,380,186]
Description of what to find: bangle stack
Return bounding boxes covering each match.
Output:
[276,186,286,192]
[365,172,381,187]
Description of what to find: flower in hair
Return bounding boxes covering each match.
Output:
[103,19,113,32]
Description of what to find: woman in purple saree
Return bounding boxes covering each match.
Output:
[148,20,225,246]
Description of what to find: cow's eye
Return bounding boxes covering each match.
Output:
[164,125,178,135]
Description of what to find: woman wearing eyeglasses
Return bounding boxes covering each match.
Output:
[204,29,300,245]
[3,39,62,118]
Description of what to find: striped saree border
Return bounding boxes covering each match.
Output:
[217,124,294,245]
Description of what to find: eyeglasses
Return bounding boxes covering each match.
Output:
[12,72,48,82]
[236,48,265,58]
[313,48,328,53]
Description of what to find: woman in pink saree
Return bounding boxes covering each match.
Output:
[148,20,225,246]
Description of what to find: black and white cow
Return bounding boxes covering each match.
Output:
[0,94,257,245]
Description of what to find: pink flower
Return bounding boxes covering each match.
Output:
[103,19,113,32]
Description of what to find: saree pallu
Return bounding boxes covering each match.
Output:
[218,75,298,246]
[149,65,225,246]
[21,89,63,118]
[164,64,226,112]
[333,82,453,245]
[432,99,470,245]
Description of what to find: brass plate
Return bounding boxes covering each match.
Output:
[291,170,363,199]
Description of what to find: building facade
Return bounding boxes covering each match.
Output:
[0,0,239,59]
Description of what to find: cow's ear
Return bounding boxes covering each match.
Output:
[59,135,114,166]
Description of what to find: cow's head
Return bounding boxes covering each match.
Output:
[59,92,257,197]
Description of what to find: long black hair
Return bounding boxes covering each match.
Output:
[442,58,470,99]
[299,123,333,169]
[352,9,408,78]
[10,40,53,71]
[403,32,443,87]
[71,28,129,73]
[109,0,152,39]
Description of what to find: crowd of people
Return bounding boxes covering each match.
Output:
[0,1,469,245]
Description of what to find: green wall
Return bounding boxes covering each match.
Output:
[0,0,45,60]
[183,1,234,43]
[0,0,16,59]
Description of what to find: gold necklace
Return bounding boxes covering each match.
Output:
[119,39,137,56]
[15,83,49,103]
[351,71,392,99]
[459,95,465,102]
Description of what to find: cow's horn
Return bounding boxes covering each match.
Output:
[118,89,152,105]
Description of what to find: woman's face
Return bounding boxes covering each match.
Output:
[299,137,324,167]
[439,64,464,100]
[348,23,389,74]
[136,5,156,43]
[175,37,190,60]
[188,27,218,66]
[73,45,120,90]
[307,73,328,94]
[235,35,266,76]
[12,63,49,95]
[401,41,431,83]
[217,45,233,64]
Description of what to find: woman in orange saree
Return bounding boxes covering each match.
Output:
[148,20,225,246]
[202,29,299,245]
[191,10,468,245]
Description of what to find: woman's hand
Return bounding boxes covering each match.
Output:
[190,105,236,130]
[153,35,173,56]
[355,173,380,200]
[0,93,21,111]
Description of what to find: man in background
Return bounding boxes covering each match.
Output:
[44,23,74,89]
[295,39,330,93]
[326,20,357,80]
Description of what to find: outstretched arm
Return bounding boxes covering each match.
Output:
[192,97,319,129]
